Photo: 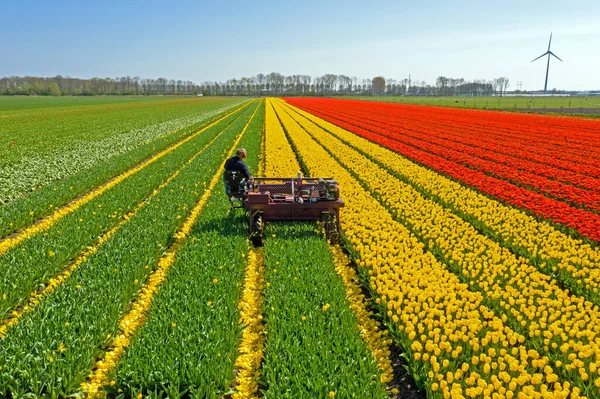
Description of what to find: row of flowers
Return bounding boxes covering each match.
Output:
[263,98,395,392]
[306,98,600,171]
[285,98,600,243]
[0,102,261,397]
[280,100,600,397]
[82,104,262,397]
[0,107,255,337]
[0,105,253,324]
[311,102,600,196]
[271,98,582,398]
[232,104,267,398]
[1,98,247,205]
[287,104,600,307]
[0,102,251,256]
[1,167,181,338]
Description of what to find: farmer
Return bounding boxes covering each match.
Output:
[224,148,251,197]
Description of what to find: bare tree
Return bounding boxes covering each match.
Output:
[502,78,510,96]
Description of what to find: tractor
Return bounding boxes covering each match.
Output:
[224,171,344,246]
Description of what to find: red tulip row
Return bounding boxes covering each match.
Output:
[285,98,600,243]
[299,99,600,172]
[291,102,600,213]
[339,99,600,151]
[312,102,600,186]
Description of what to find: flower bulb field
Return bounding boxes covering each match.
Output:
[1,96,600,399]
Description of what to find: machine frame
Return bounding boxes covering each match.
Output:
[225,172,344,246]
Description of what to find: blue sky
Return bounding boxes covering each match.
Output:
[2,0,599,90]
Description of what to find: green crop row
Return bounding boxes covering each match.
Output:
[260,222,387,398]
[0,97,244,167]
[0,98,246,204]
[0,101,260,398]
[0,96,172,111]
[110,101,264,398]
[0,102,253,320]
[0,100,249,238]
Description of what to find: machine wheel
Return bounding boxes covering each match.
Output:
[325,213,340,243]
[251,214,264,247]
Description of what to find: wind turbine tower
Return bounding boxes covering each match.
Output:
[531,32,563,94]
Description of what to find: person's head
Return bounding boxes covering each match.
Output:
[236,148,247,159]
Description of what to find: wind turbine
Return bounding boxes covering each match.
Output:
[531,32,563,94]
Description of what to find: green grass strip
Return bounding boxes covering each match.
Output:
[260,222,387,399]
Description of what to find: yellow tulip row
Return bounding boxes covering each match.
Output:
[286,104,600,300]
[263,98,395,388]
[232,248,266,399]
[264,99,301,177]
[270,98,581,399]
[232,110,267,398]
[0,102,250,257]
[277,100,600,395]
[329,244,396,385]
[81,105,259,398]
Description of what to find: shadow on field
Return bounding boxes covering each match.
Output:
[190,207,248,238]
[264,221,320,241]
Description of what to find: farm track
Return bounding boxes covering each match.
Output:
[0,103,253,320]
[0,100,251,251]
[272,99,587,398]
[0,104,251,337]
[0,101,260,397]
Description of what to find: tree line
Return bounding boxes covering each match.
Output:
[202,73,510,97]
[0,76,201,96]
[0,73,511,97]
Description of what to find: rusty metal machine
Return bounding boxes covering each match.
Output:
[224,171,344,246]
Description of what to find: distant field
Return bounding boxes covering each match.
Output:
[0,96,242,165]
[0,96,245,202]
[0,96,181,111]
[341,95,600,112]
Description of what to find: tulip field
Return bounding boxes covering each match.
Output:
[1,96,600,399]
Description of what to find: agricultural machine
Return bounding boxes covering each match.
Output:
[224,171,344,246]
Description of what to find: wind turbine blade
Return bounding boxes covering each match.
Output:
[531,52,549,62]
[550,51,563,62]
[548,32,552,50]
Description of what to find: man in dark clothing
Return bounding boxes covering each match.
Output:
[224,148,251,180]
[224,148,251,197]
